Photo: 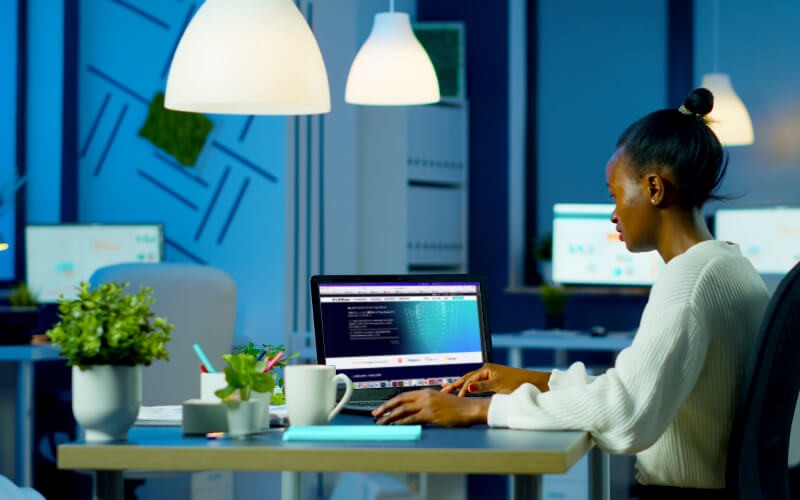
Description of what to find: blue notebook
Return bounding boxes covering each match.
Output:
[283,425,422,442]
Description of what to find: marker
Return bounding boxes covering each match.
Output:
[263,351,284,373]
[256,349,268,361]
[192,343,217,373]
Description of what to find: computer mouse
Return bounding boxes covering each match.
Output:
[590,326,607,337]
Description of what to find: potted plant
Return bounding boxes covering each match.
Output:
[9,281,38,308]
[0,282,40,345]
[231,342,298,405]
[540,284,568,330]
[46,282,173,442]
[214,352,278,437]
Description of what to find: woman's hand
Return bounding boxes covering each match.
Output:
[372,389,490,427]
[441,363,551,397]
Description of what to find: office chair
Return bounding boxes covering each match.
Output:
[89,263,237,405]
[726,260,800,499]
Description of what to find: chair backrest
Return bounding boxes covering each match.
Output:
[89,263,237,405]
[727,260,800,499]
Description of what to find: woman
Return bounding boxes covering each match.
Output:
[372,88,770,498]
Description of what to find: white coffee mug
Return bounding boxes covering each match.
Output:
[285,365,353,426]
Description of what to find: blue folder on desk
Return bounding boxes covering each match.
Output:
[283,425,422,442]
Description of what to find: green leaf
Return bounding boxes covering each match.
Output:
[215,386,236,400]
[45,281,173,369]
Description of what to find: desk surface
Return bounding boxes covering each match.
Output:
[0,344,61,361]
[492,331,633,351]
[59,416,592,476]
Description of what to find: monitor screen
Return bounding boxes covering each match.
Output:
[714,207,800,274]
[551,203,662,286]
[25,224,164,302]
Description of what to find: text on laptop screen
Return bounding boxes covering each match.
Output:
[714,207,800,274]
[26,224,164,302]
[552,203,662,286]
[317,282,485,389]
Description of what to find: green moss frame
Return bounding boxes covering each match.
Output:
[138,92,214,167]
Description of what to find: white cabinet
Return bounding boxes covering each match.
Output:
[357,103,469,275]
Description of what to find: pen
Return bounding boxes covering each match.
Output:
[256,349,268,361]
[200,363,208,374]
[192,343,217,373]
[263,351,284,372]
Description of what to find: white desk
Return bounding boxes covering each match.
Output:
[492,330,634,368]
[0,345,63,487]
[58,416,607,500]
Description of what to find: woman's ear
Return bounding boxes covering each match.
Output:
[645,174,666,206]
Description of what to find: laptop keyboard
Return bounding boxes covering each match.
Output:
[343,401,381,415]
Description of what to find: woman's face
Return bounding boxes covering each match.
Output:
[605,148,656,252]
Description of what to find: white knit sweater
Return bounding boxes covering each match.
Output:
[488,240,770,488]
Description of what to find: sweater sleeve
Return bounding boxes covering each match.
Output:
[548,362,595,390]
[488,303,709,454]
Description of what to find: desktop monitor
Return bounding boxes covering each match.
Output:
[25,224,164,302]
[714,207,800,274]
[551,203,662,286]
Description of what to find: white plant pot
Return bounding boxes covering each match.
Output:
[225,398,269,438]
[72,365,142,442]
[251,391,272,430]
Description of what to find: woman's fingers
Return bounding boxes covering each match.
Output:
[374,393,424,424]
[441,369,479,394]
[457,370,490,397]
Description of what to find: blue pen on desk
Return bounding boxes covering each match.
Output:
[192,343,217,373]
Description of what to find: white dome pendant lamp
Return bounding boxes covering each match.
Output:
[165,0,330,115]
[700,0,753,146]
[345,0,440,105]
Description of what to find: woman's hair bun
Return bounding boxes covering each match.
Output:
[683,88,714,116]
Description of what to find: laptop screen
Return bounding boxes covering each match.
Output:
[311,276,491,392]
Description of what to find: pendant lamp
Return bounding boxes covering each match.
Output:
[165,0,330,115]
[701,0,753,146]
[345,2,440,105]
[701,74,754,146]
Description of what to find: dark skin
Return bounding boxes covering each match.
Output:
[373,146,714,426]
[605,147,713,263]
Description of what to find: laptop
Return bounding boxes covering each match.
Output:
[310,274,493,415]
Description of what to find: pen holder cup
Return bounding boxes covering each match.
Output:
[201,372,228,401]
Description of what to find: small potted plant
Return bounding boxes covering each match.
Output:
[214,352,279,437]
[540,284,568,330]
[0,282,40,345]
[231,342,298,405]
[9,281,38,308]
[46,282,173,441]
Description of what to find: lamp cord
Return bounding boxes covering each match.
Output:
[712,0,720,73]
[389,0,395,13]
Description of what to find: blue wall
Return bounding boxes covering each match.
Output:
[75,1,287,342]
[0,0,18,280]
[25,0,64,224]
[21,2,288,343]
[695,0,800,212]
[536,0,668,235]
